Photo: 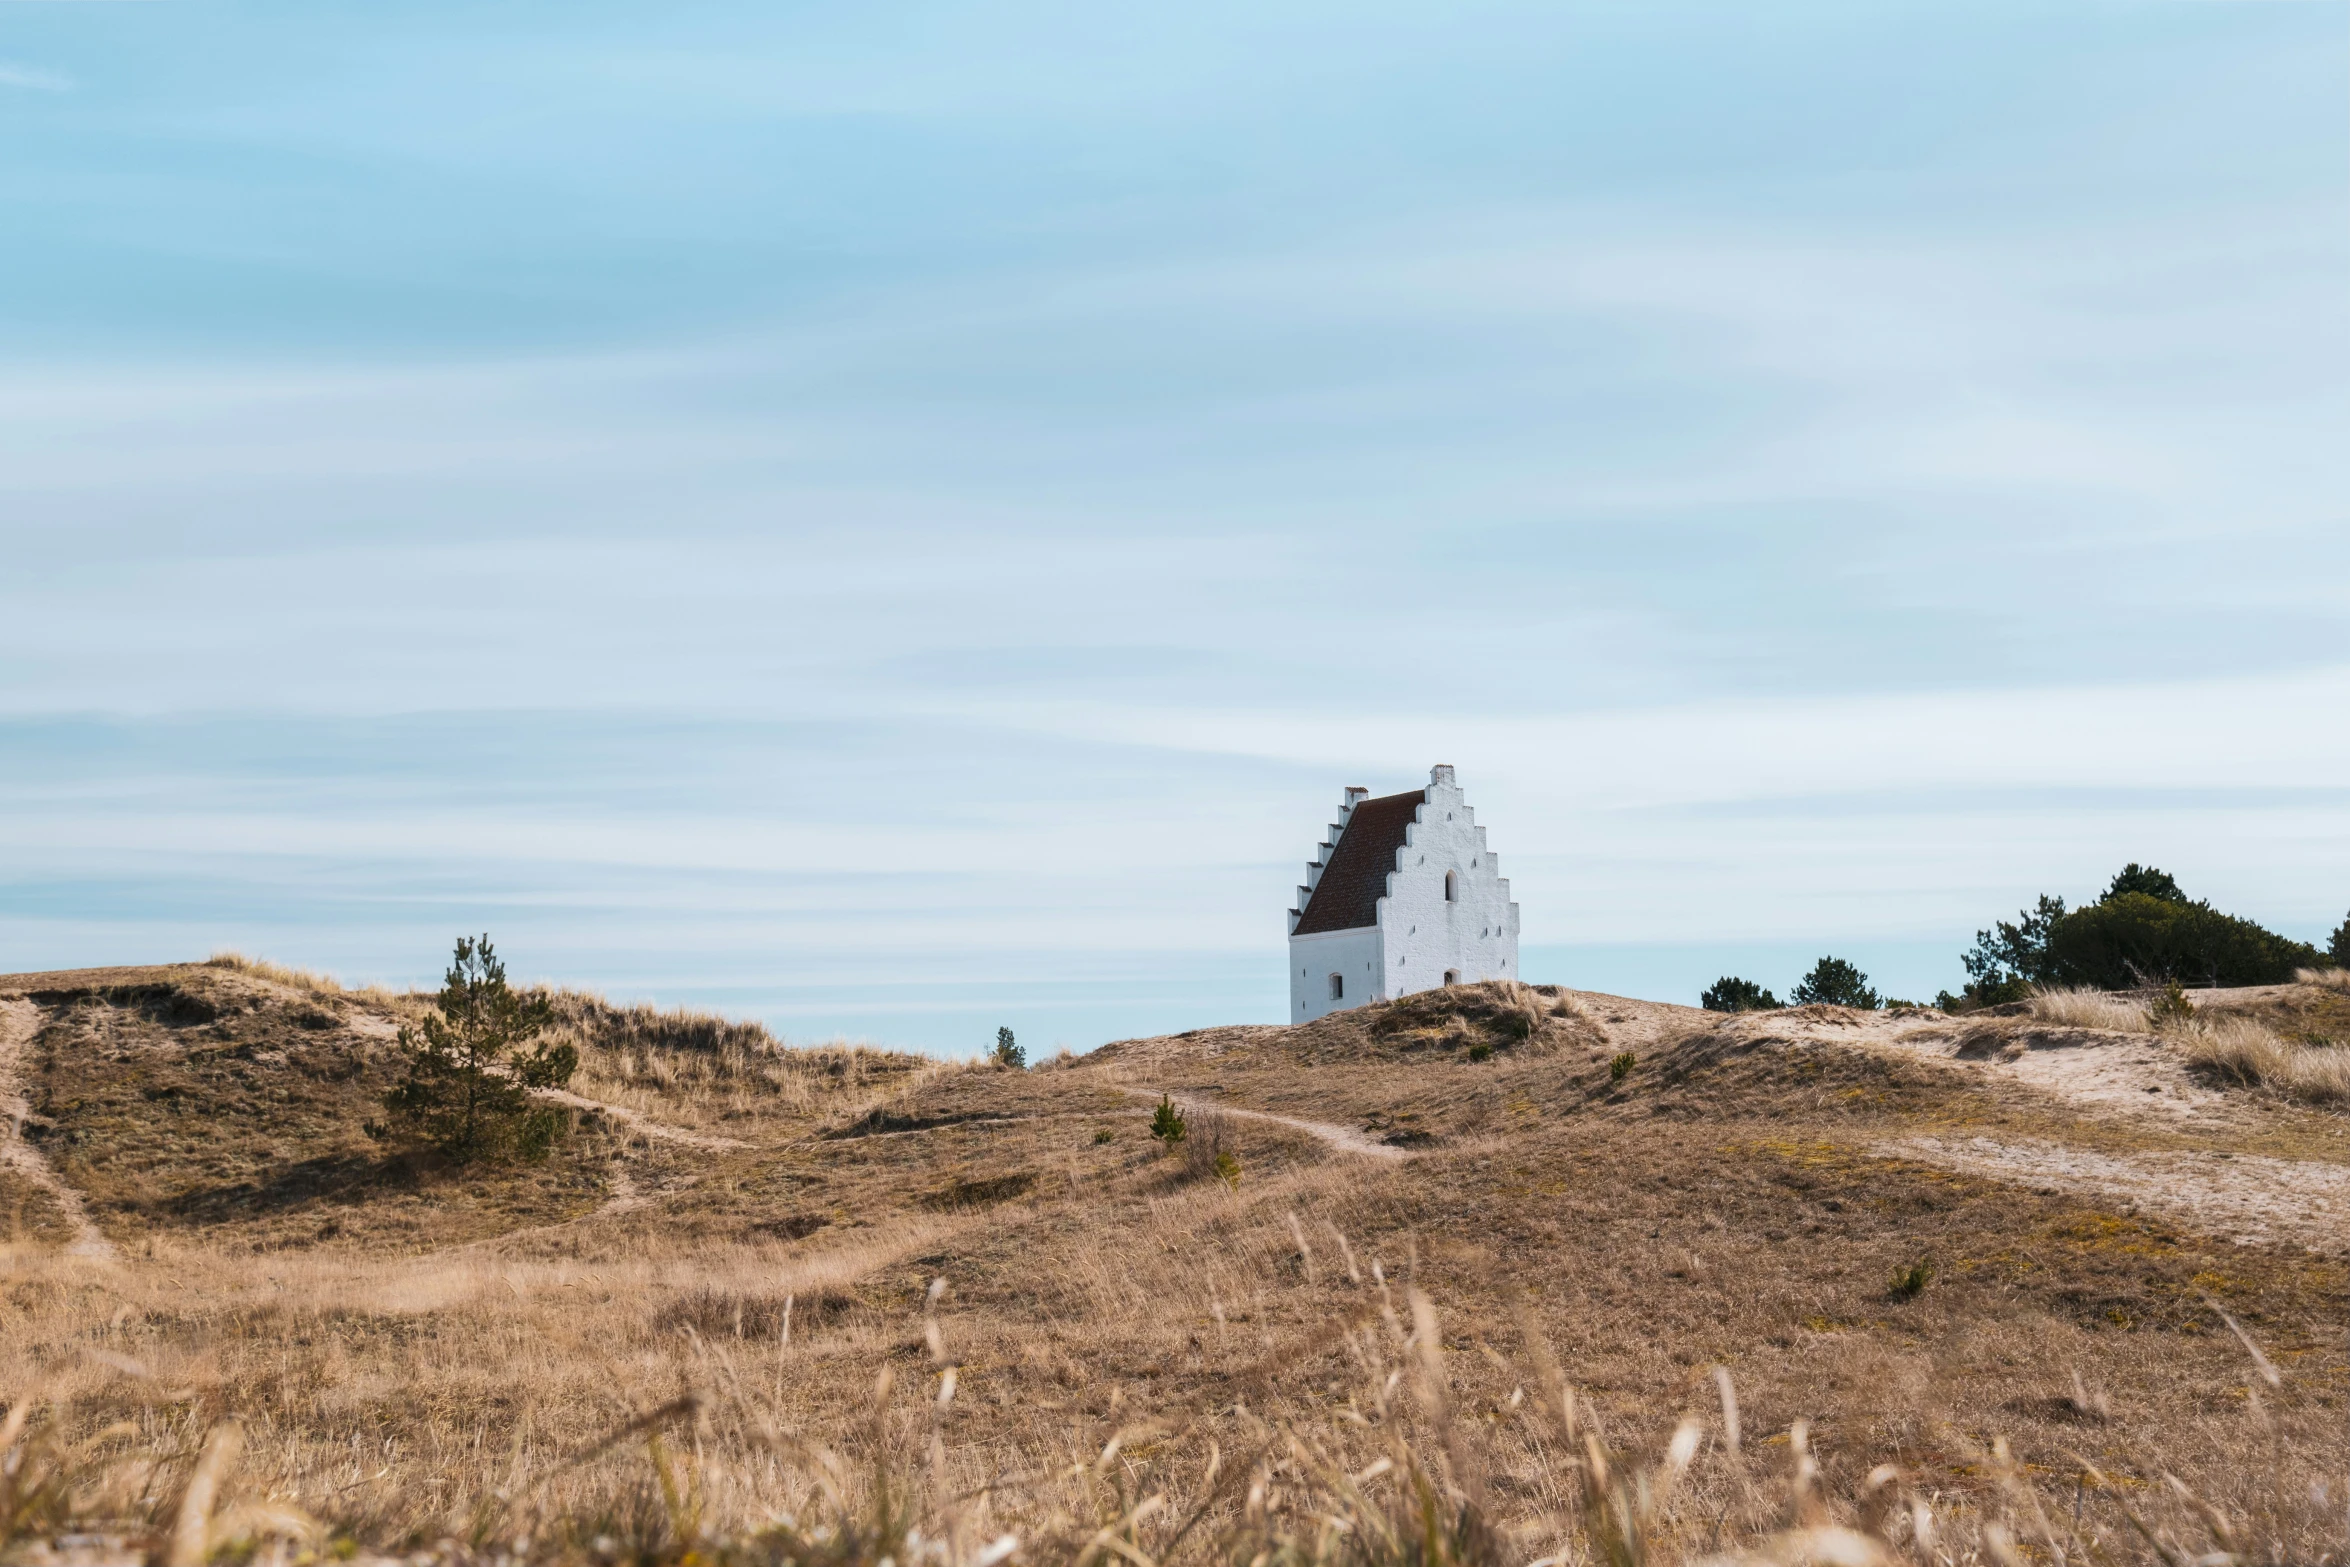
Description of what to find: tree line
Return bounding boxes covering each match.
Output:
[1702,864,2348,1015]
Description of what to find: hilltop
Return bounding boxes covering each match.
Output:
[2,959,2346,1564]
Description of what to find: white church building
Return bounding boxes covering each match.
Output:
[1287,765,1521,1021]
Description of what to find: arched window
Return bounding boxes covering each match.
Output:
[1328,973,1345,1001]
[1444,870,1458,902]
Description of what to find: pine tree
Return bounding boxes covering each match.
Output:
[1791,956,1880,1010]
[370,935,578,1163]
[2103,863,2187,904]
[993,1026,1025,1069]
[1150,1094,1187,1143]
[1700,976,1779,1013]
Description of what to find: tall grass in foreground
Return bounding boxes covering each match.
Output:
[1,1256,2326,1567]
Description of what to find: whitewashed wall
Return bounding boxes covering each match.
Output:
[1375,765,1519,999]
[1287,924,1384,1022]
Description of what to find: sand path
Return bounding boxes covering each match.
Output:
[0,997,117,1261]
[1144,1091,1413,1161]
[527,1087,749,1151]
[1886,1133,2350,1252]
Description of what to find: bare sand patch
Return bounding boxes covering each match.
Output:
[1888,1133,2350,1251]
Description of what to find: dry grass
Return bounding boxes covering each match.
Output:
[3,969,2347,1565]
[2298,966,2350,991]
[204,949,409,1008]
[2027,986,2150,1032]
[539,992,946,1135]
[565,1031,941,1134]
[2,1212,2335,1567]
[2167,1012,2350,1105]
[1175,1109,1243,1187]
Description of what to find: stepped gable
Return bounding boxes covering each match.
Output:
[1292,788,1423,935]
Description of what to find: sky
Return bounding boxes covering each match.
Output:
[3,1,2346,1055]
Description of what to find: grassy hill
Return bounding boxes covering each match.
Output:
[2,959,2345,1565]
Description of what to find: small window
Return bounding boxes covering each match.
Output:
[1444,870,1458,902]
[1328,973,1344,1001]
[1443,970,1459,986]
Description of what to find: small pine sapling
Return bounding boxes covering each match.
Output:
[1150,1094,1187,1143]
[993,1026,1025,1069]
[1609,1051,1636,1083]
[370,934,578,1164]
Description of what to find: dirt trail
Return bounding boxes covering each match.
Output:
[1148,1091,1413,1161]
[0,998,117,1261]
[532,1087,748,1151]
[1887,1134,2350,1252]
[596,1163,645,1218]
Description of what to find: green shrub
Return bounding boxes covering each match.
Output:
[2047,892,2317,989]
[1890,1259,1934,1299]
[1960,867,2318,996]
[1700,976,1779,1013]
[993,1026,1025,1069]
[2148,979,2195,1029]
[1212,1149,1242,1189]
[1608,1051,1635,1082]
[1791,956,1878,1009]
[369,934,578,1164]
[2330,910,2349,968]
[1092,1127,1115,1145]
[1937,974,2033,1013]
[1466,1041,1492,1062]
[1149,1094,1186,1143]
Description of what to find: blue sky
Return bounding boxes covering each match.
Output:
[3,1,2345,1053]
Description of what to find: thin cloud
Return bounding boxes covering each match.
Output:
[0,61,75,93]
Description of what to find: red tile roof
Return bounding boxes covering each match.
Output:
[1292,788,1423,935]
